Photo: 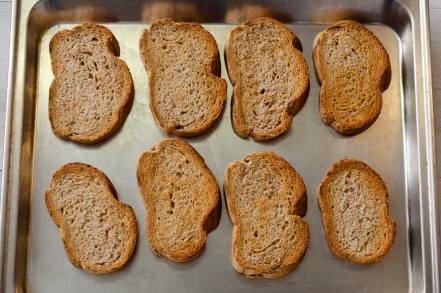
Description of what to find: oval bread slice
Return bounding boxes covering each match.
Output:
[139,18,227,137]
[312,20,391,134]
[136,138,221,262]
[45,163,137,274]
[224,151,309,279]
[317,159,397,263]
[49,23,134,143]
[225,17,309,140]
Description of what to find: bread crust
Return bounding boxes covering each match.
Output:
[136,138,220,262]
[317,159,397,263]
[45,163,137,273]
[48,23,134,144]
[312,20,391,135]
[224,151,309,279]
[225,17,309,140]
[139,18,227,137]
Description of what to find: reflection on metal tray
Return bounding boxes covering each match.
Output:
[0,0,438,292]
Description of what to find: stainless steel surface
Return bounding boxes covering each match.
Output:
[0,0,438,292]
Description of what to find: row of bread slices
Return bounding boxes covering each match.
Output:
[45,138,396,278]
[48,17,391,144]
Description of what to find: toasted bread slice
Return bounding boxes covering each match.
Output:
[318,159,396,263]
[136,138,221,262]
[225,17,309,140]
[45,163,137,273]
[224,151,309,279]
[312,20,391,134]
[49,23,134,143]
[139,18,227,137]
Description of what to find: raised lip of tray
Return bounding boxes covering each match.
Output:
[0,0,438,292]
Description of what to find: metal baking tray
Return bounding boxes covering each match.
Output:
[1,0,438,292]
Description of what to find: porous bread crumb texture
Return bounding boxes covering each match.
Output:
[140,19,227,136]
[318,159,396,263]
[226,17,309,140]
[49,23,134,143]
[224,152,309,279]
[313,20,391,134]
[45,163,137,274]
[136,138,220,262]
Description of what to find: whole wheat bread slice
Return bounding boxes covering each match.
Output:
[223,151,309,279]
[139,18,227,137]
[136,138,221,262]
[225,17,309,140]
[312,20,391,135]
[45,163,137,273]
[49,22,134,144]
[317,158,396,263]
